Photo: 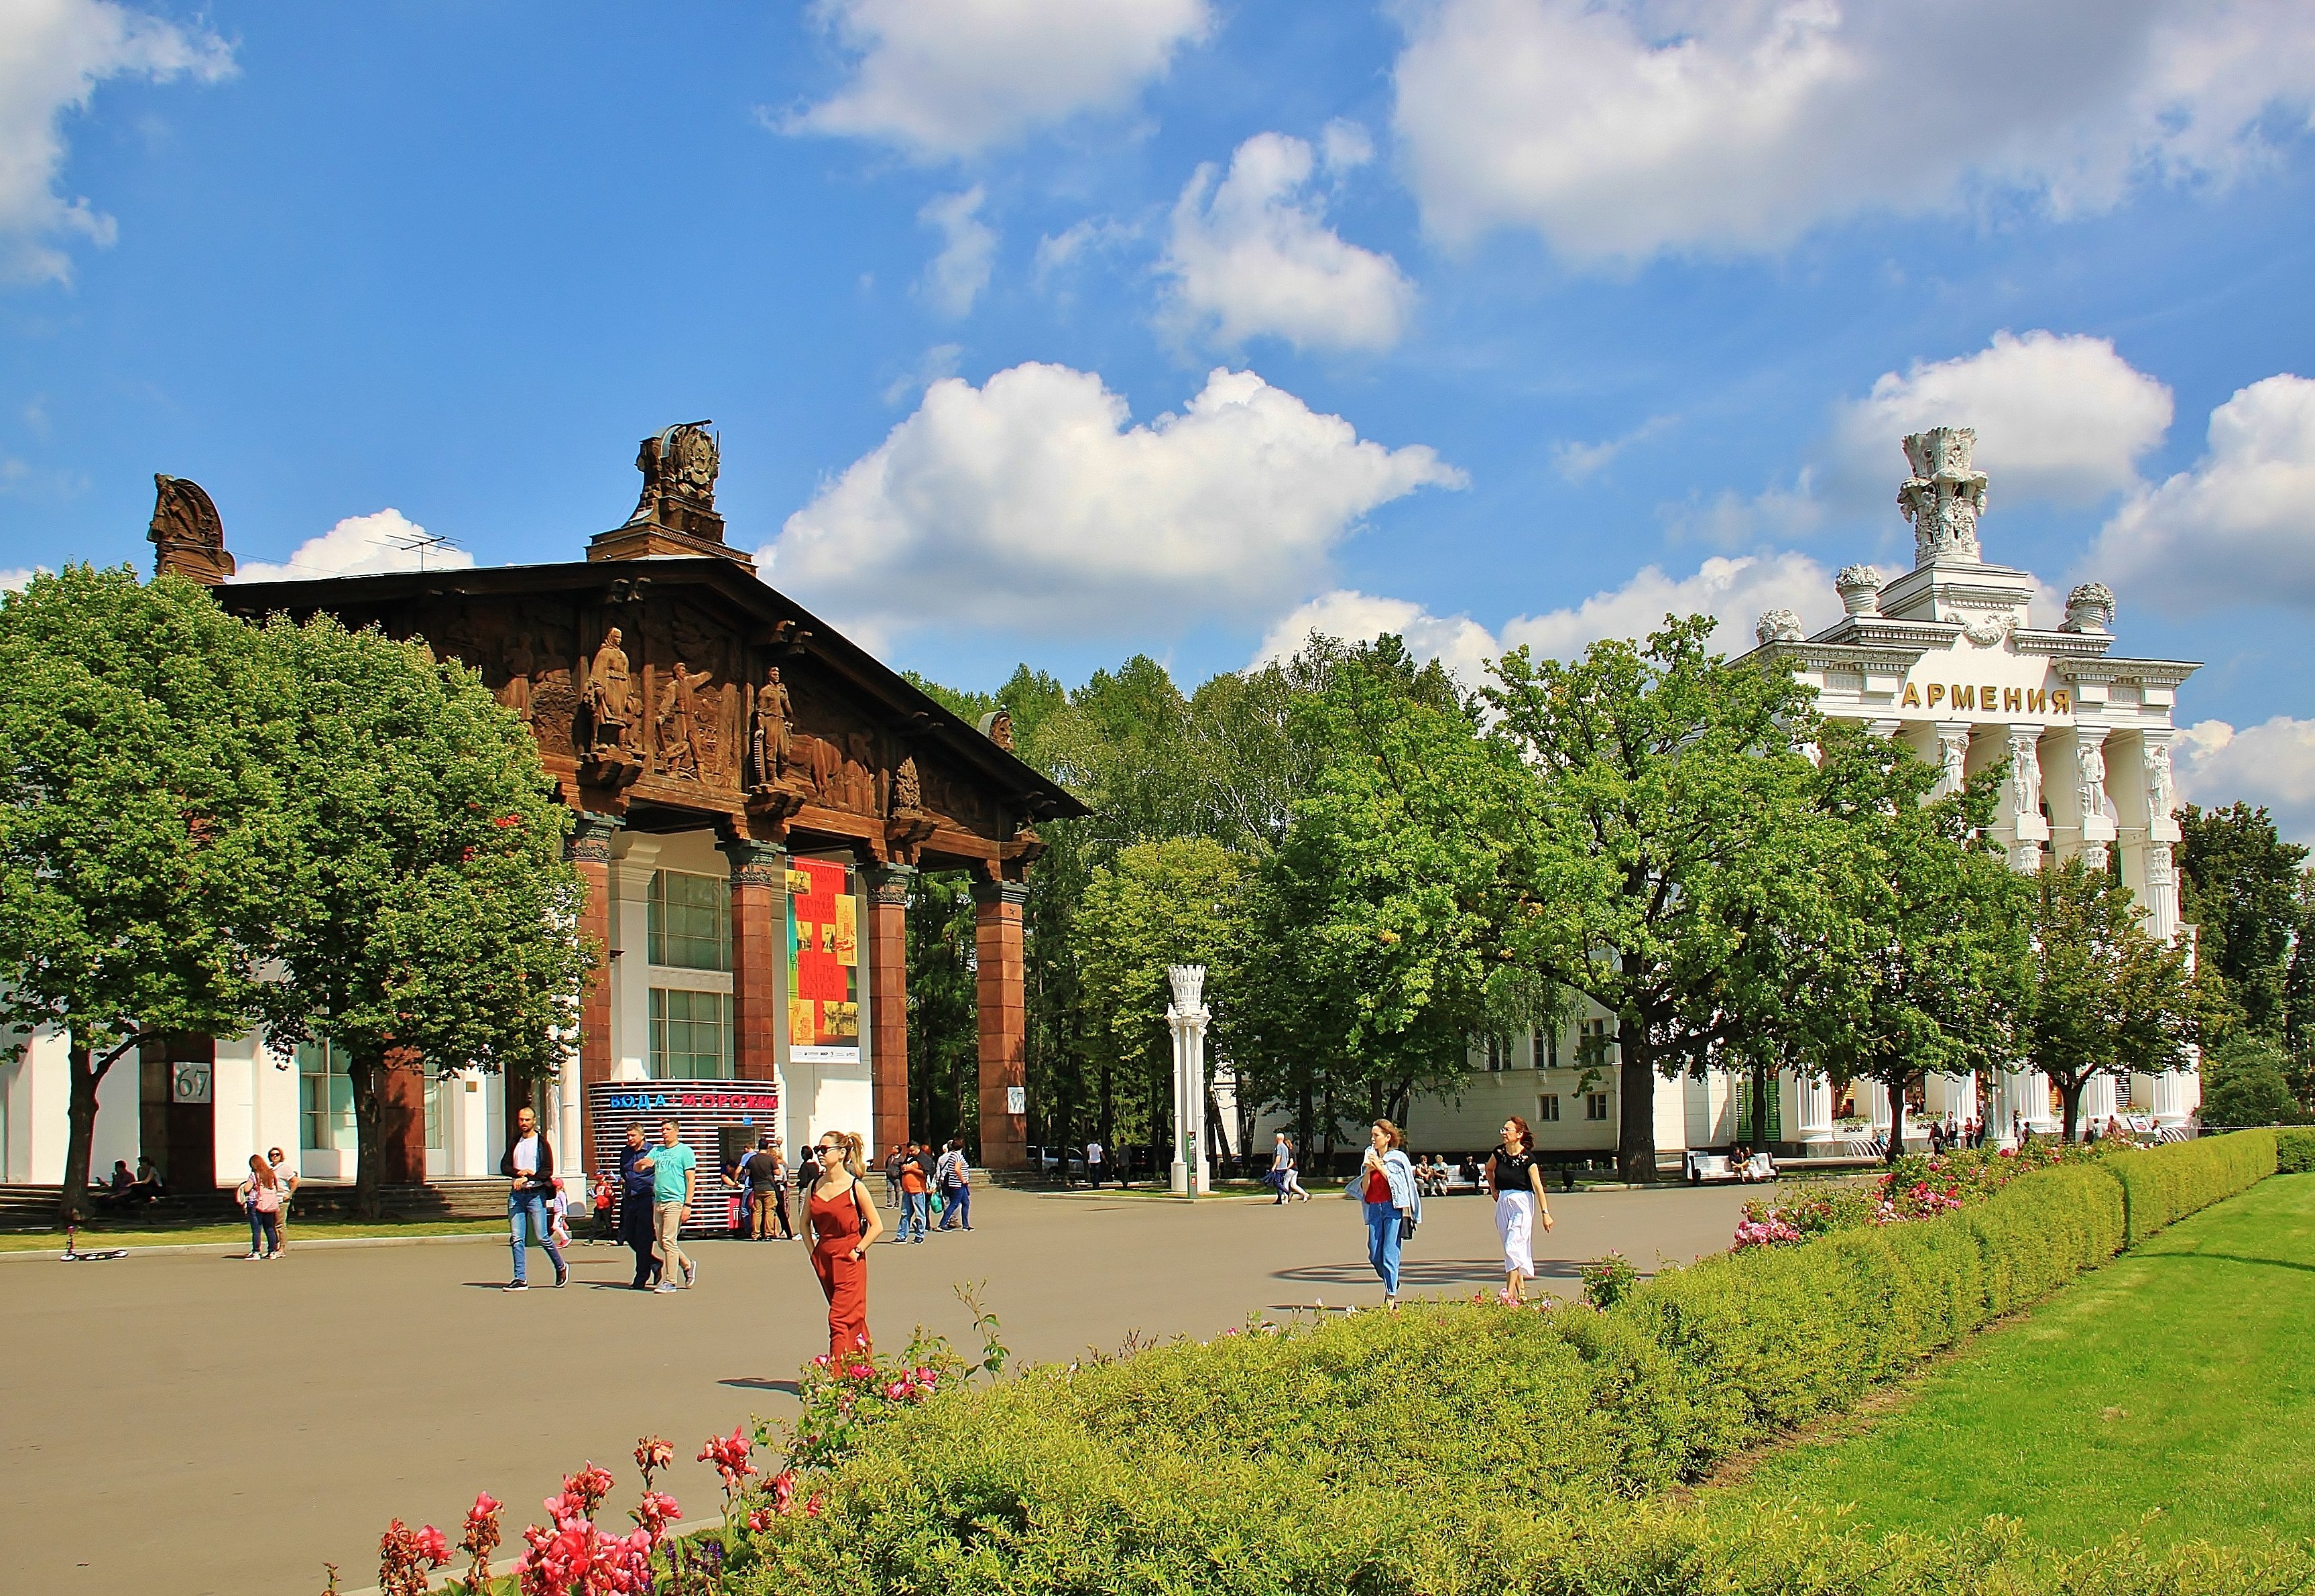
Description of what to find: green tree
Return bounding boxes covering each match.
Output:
[1231,651,1545,1162]
[2179,802,2308,1038]
[1490,615,1824,1182]
[0,568,294,1224]
[2023,855,2208,1144]
[1076,837,1246,1168]
[1793,728,2023,1164]
[2200,1035,2304,1127]
[257,615,592,1217]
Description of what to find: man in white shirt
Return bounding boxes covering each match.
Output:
[266,1147,300,1248]
[1084,1140,1103,1190]
[500,1105,569,1291]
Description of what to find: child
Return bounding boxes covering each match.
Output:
[590,1171,617,1242]
[548,1176,574,1251]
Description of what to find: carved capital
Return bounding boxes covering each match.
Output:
[866,864,916,909]
[566,812,623,863]
[719,837,786,888]
[971,879,1031,910]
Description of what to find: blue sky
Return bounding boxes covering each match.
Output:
[5,1,2315,831]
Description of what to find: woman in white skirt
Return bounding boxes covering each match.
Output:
[1486,1116,1555,1304]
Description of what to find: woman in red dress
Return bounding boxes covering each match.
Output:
[807,1130,882,1363]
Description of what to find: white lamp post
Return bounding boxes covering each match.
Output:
[1167,964,1211,1197]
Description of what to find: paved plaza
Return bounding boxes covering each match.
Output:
[4,1180,1760,1594]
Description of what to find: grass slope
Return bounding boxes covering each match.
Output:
[0,1215,505,1252]
[1718,1172,2315,1548]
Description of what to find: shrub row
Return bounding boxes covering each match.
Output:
[2277,1127,2315,1175]
[2107,1129,2278,1245]
[734,1134,2277,1596]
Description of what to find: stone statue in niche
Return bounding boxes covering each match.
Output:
[656,660,715,780]
[1938,732,1968,794]
[978,709,1015,751]
[499,631,538,723]
[2076,741,2107,821]
[841,731,880,814]
[750,666,792,786]
[584,628,636,758]
[2145,741,2174,820]
[2008,733,2041,818]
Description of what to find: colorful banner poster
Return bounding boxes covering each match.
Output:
[786,855,862,1064]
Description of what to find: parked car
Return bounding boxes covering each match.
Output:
[1022,1144,1089,1179]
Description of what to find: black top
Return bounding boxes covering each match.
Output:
[744,1150,780,1188]
[1490,1146,1543,1196]
[619,1142,656,1199]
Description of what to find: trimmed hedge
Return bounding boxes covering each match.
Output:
[2106,1129,2277,1245]
[2277,1127,2315,1175]
[735,1136,2277,1595]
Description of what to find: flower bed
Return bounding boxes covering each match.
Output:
[1732,1138,2106,1249]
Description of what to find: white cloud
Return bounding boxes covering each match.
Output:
[1392,0,2315,261]
[881,342,963,406]
[1160,131,1415,353]
[0,0,233,283]
[918,187,995,318]
[790,0,1212,160]
[231,509,474,584]
[1828,330,2174,508]
[0,565,48,592]
[1250,588,1501,688]
[1555,414,1675,483]
[1499,550,1838,659]
[2091,374,2315,611]
[2176,717,2315,847]
[767,363,1463,642]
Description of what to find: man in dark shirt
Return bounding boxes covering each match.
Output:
[744,1135,788,1241]
[617,1123,660,1290]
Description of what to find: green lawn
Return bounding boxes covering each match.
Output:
[0,1214,503,1253]
[1715,1172,2315,1548]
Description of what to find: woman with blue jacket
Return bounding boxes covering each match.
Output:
[1354,1119,1420,1310]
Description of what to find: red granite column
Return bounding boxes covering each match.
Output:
[568,813,621,1173]
[972,879,1029,1170]
[377,1046,427,1184]
[867,866,914,1158]
[722,839,786,1085]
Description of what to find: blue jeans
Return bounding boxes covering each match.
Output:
[898,1191,929,1241]
[247,1205,278,1256]
[1364,1201,1403,1296]
[508,1190,565,1284]
[937,1183,970,1229]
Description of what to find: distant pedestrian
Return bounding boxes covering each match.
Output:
[1085,1139,1104,1188]
[896,1142,931,1242]
[264,1147,298,1251]
[1928,1120,1946,1156]
[589,1171,617,1241]
[744,1135,785,1241]
[237,1154,284,1260]
[935,1138,973,1231]
[884,1145,905,1209]
[500,1105,567,1292]
[617,1124,659,1290]
[1352,1119,1420,1311]
[1281,1140,1311,1202]
[1487,1116,1555,1304]
[807,1130,882,1362]
[1268,1132,1292,1204]
[641,1119,698,1293]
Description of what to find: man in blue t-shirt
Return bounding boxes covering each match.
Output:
[639,1120,697,1293]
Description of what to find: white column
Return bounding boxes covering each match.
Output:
[1933,723,1972,799]
[1789,1069,1836,1147]
[1999,725,2050,873]
[2047,725,2115,871]
[1167,965,1211,1198]
[611,837,660,1082]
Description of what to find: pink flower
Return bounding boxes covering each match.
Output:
[770,1469,797,1514]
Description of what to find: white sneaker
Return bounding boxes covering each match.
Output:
[653,1282,680,1294]
[682,1258,697,1288]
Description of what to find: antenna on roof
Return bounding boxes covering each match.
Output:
[385,527,461,572]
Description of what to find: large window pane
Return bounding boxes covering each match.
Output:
[648,870,731,971]
[297,1041,356,1153]
[648,987,734,1080]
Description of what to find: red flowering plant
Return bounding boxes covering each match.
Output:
[1733,1138,2106,1249]
[378,1518,450,1596]
[452,1493,501,1594]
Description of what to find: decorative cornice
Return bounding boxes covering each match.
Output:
[2009,628,2115,660]
[2056,656,2202,688]
[866,863,916,908]
[565,812,623,863]
[971,879,1031,910]
[1755,639,1930,672]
